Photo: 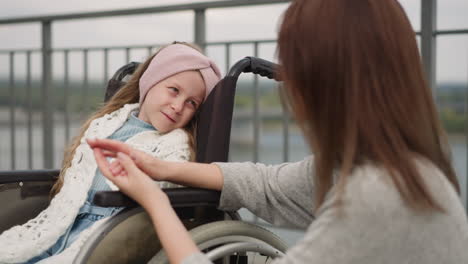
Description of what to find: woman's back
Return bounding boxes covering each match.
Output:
[298,159,468,264]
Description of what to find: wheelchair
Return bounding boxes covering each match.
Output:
[0,56,287,264]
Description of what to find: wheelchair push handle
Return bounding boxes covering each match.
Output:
[105,61,140,102]
[248,56,278,80]
[227,57,281,81]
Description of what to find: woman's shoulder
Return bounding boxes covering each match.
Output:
[300,159,468,264]
[345,160,436,199]
[311,159,468,262]
[310,160,464,242]
[338,163,404,214]
[342,159,462,215]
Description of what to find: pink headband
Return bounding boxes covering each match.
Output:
[139,44,222,105]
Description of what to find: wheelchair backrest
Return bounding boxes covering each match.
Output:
[104,57,278,164]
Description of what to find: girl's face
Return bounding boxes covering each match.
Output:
[138,70,205,133]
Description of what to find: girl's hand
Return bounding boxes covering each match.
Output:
[93,148,167,209]
[87,138,172,181]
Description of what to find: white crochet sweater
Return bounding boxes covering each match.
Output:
[0,103,191,264]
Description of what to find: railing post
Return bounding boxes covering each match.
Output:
[64,50,70,144]
[253,43,260,163]
[27,51,33,169]
[421,0,437,92]
[9,52,15,170]
[42,20,54,168]
[194,9,206,52]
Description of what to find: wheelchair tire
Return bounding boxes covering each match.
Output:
[148,220,288,264]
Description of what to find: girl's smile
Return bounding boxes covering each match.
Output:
[138,70,205,133]
[162,112,176,123]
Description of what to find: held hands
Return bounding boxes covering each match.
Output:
[87,138,171,181]
[89,140,169,209]
[87,138,224,192]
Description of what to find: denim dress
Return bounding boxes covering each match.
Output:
[24,111,155,263]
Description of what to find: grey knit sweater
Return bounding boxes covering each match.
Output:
[182,157,468,264]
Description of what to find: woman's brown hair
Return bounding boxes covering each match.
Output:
[277,0,459,211]
[50,42,201,198]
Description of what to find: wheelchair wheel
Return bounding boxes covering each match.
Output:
[148,220,288,264]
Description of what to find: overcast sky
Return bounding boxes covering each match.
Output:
[0,0,466,83]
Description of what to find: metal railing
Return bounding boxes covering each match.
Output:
[0,39,284,170]
[0,0,290,169]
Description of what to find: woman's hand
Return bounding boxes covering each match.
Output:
[94,147,202,264]
[87,138,173,181]
[93,148,168,209]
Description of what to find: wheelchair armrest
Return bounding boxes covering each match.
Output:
[93,187,221,208]
[0,169,59,184]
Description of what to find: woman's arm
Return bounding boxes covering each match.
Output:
[215,158,315,229]
[165,161,224,190]
[89,138,315,228]
[87,138,223,190]
[93,149,201,264]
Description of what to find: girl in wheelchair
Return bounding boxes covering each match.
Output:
[0,42,221,264]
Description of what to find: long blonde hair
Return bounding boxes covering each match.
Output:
[50,42,201,198]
